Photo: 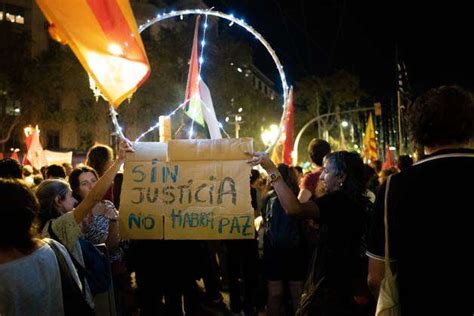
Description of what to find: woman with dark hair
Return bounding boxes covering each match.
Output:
[0,179,82,315]
[68,166,120,255]
[86,143,123,207]
[85,144,114,177]
[35,141,132,308]
[69,166,135,314]
[299,139,331,202]
[248,151,373,315]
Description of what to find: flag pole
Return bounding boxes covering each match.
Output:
[397,90,404,155]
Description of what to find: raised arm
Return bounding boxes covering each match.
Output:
[247,152,320,219]
[73,140,133,223]
[298,188,312,203]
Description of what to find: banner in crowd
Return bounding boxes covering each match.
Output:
[43,150,73,166]
[119,139,254,240]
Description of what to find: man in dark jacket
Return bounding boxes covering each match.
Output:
[367,86,474,315]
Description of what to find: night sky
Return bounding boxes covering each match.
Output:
[203,0,474,99]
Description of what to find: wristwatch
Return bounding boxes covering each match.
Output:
[268,169,281,183]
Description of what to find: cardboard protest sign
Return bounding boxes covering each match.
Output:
[119,138,254,240]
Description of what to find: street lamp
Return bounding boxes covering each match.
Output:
[341,120,349,128]
[226,108,244,138]
[261,124,279,147]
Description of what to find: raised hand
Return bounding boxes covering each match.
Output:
[246,151,277,172]
[118,138,135,160]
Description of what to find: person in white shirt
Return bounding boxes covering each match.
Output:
[0,178,81,316]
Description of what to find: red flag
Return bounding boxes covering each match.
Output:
[383,144,394,169]
[22,126,34,165]
[26,127,46,170]
[282,87,294,165]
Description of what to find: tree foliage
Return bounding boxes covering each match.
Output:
[295,70,366,154]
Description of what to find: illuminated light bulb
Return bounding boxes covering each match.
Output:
[108,43,123,56]
[201,40,206,47]
[229,21,234,26]
[199,57,204,64]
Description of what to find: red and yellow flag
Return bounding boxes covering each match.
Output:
[36,0,151,108]
[363,113,377,163]
[270,141,283,165]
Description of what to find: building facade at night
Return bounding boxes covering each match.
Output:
[0,0,280,158]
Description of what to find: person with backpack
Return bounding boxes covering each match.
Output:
[0,178,91,315]
[35,140,133,309]
[262,164,308,316]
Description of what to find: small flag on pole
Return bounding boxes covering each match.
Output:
[184,16,205,126]
[184,16,221,139]
[363,113,377,163]
[382,144,394,170]
[282,87,295,165]
[396,49,412,154]
[25,126,46,170]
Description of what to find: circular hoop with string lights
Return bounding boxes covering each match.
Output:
[109,8,290,152]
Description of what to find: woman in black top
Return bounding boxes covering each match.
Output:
[248,151,372,316]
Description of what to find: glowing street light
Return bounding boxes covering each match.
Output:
[261,124,279,147]
[341,120,349,128]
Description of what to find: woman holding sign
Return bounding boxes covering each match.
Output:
[248,151,373,316]
[69,165,135,315]
[68,166,121,257]
[35,140,133,309]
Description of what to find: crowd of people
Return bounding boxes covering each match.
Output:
[1,85,473,316]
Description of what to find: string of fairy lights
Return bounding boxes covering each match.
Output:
[109,8,289,152]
